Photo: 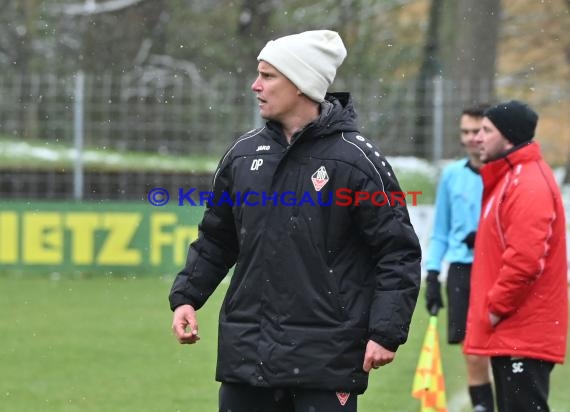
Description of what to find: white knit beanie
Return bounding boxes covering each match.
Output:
[257,30,347,102]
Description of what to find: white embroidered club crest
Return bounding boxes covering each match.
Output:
[311,166,329,192]
[336,392,350,406]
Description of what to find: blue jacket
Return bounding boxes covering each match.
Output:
[425,158,482,272]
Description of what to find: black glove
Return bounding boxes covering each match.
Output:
[462,231,476,249]
[425,270,444,315]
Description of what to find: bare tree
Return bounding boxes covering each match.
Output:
[235,0,275,80]
[410,0,501,159]
[448,0,501,107]
[0,0,43,138]
[38,0,166,73]
[0,0,40,72]
[413,0,444,158]
[437,0,501,158]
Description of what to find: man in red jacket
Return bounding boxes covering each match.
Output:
[464,100,568,412]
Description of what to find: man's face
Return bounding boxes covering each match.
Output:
[460,115,484,159]
[475,117,513,163]
[251,61,300,123]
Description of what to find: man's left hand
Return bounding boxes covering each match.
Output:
[362,340,395,372]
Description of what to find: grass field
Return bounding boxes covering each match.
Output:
[0,274,568,412]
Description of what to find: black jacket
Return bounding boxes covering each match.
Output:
[169,93,421,393]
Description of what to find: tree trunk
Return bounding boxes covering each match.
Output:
[232,0,275,110]
[438,0,501,158]
[448,0,501,107]
[236,0,274,79]
[413,0,444,158]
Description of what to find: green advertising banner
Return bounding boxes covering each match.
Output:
[0,201,205,274]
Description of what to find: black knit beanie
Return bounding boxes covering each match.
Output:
[484,100,538,145]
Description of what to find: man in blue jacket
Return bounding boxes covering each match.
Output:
[425,104,494,412]
[169,30,421,411]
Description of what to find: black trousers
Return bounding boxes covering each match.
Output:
[446,262,471,344]
[491,356,554,412]
[219,382,358,412]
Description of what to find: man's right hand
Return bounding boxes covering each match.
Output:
[425,271,444,315]
[172,304,200,344]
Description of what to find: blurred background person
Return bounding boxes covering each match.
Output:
[425,104,494,412]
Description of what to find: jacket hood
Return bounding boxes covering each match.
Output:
[318,92,359,135]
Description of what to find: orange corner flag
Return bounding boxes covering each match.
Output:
[411,316,447,412]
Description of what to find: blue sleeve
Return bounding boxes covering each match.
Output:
[425,168,451,272]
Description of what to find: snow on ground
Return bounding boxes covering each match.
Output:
[0,140,218,172]
[0,141,61,161]
[0,139,441,176]
[387,156,439,179]
[0,140,122,164]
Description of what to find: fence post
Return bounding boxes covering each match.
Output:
[432,76,443,164]
[73,71,85,200]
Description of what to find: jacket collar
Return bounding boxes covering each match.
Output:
[266,93,358,146]
[480,141,543,190]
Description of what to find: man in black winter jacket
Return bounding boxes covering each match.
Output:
[169,30,422,412]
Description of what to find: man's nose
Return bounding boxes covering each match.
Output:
[251,77,261,91]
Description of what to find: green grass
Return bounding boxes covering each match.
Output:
[397,170,437,205]
[1,274,568,411]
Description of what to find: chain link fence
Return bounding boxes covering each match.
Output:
[1,72,568,200]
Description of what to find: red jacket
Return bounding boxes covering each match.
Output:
[464,142,568,363]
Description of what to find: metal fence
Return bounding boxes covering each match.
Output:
[1,72,568,200]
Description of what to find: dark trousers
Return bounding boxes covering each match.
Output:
[219,382,358,412]
[446,262,471,344]
[491,356,554,412]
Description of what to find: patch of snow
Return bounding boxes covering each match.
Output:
[0,138,470,180]
[0,141,61,161]
[81,151,122,164]
[388,156,439,179]
[51,0,145,16]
